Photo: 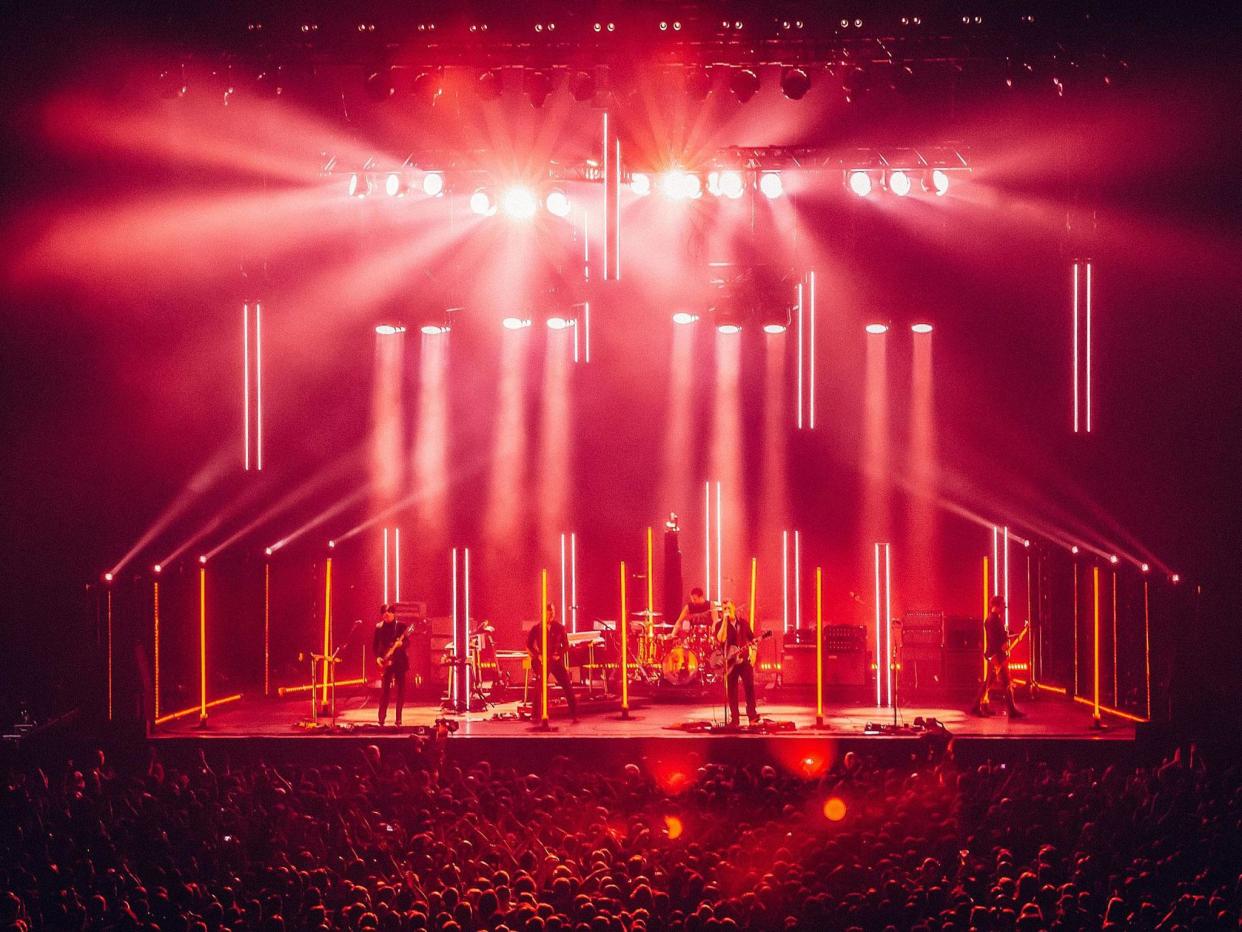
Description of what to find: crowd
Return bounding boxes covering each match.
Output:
[1,738,1239,931]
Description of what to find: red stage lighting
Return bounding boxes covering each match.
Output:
[629,173,651,197]
[924,169,950,196]
[347,173,372,198]
[153,564,162,574]
[887,170,912,197]
[421,172,445,197]
[198,555,207,565]
[375,324,405,335]
[1141,562,1150,573]
[662,170,699,200]
[911,322,934,334]
[546,316,575,331]
[476,69,502,101]
[103,572,114,582]
[684,67,713,101]
[569,70,595,102]
[672,311,699,325]
[525,70,553,108]
[729,68,760,103]
[780,67,811,100]
[421,323,451,335]
[758,172,784,199]
[718,170,745,199]
[411,70,444,106]
[470,188,497,216]
[364,68,395,102]
[501,187,537,219]
[865,322,889,334]
[502,316,531,330]
[848,170,873,197]
[383,172,402,197]
[545,188,571,218]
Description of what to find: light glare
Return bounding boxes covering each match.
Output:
[865,322,889,334]
[502,187,537,219]
[422,172,445,197]
[848,170,873,197]
[502,316,532,330]
[911,322,934,334]
[888,170,912,196]
[469,188,496,216]
[672,311,699,325]
[758,171,784,199]
[545,188,571,217]
[718,170,744,199]
[375,324,406,335]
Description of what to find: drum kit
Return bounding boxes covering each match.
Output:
[600,605,728,688]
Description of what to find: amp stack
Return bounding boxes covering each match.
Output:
[900,611,944,695]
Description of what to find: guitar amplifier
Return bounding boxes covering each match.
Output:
[944,616,982,651]
[943,647,983,688]
[902,611,944,647]
[781,645,868,687]
[783,627,818,646]
[901,645,942,690]
[825,625,867,652]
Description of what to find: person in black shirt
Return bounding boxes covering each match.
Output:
[716,601,759,727]
[372,604,408,726]
[970,595,1026,718]
[673,586,718,639]
[526,602,577,723]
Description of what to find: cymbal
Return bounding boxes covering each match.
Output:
[630,610,664,617]
[650,622,675,630]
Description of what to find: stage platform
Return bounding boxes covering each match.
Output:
[152,688,1138,762]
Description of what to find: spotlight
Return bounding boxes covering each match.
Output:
[1109,554,1119,565]
[1170,573,1181,584]
[265,547,274,557]
[763,316,790,334]
[729,68,760,103]
[865,322,889,334]
[684,67,712,101]
[911,322,934,334]
[328,539,336,549]
[672,311,699,325]
[887,170,912,197]
[758,171,784,199]
[502,316,532,330]
[421,172,445,197]
[469,188,497,216]
[411,69,444,105]
[780,67,812,100]
[375,324,406,335]
[925,169,951,196]
[841,66,869,101]
[629,173,651,197]
[718,170,745,199]
[569,70,596,102]
[364,68,396,102]
[545,188,571,218]
[476,69,502,101]
[153,564,162,574]
[383,172,403,197]
[347,173,373,198]
[683,173,703,199]
[717,321,742,334]
[546,316,576,330]
[1071,546,1080,555]
[1141,562,1150,573]
[525,70,553,108]
[847,170,873,197]
[103,572,114,582]
[501,187,537,220]
[199,555,208,565]
[421,322,451,335]
[661,170,700,200]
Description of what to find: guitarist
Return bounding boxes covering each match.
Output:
[716,601,760,728]
[971,595,1027,719]
[526,602,578,723]
[373,604,409,726]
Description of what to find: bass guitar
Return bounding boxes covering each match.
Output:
[376,624,410,671]
[997,622,1030,661]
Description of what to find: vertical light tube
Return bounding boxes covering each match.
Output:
[1073,560,1080,696]
[794,530,802,630]
[199,566,208,725]
[394,527,401,603]
[321,557,332,710]
[540,569,550,724]
[451,547,458,689]
[796,281,804,429]
[748,556,758,641]
[255,302,263,470]
[815,566,824,725]
[153,577,161,719]
[1085,261,1092,433]
[982,556,990,683]
[1003,526,1010,629]
[704,481,712,601]
[382,528,389,606]
[1143,577,1151,721]
[1072,262,1080,433]
[1112,569,1118,706]
[646,526,655,624]
[620,561,629,714]
[1092,565,1101,722]
[715,481,723,601]
[106,585,114,722]
[991,526,1000,596]
[570,532,578,634]
[243,303,250,470]
[263,561,270,698]
[614,137,622,279]
[782,530,790,635]
[560,533,568,631]
[874,544,882,707]
[584,301,591,364]
[884,543,893,708]
[464,547,472,703]
[808,270,817,430]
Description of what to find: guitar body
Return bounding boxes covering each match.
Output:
[377,626,410,670]
[723,630,773,675]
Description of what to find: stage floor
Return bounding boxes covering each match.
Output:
[154,689,1136,743]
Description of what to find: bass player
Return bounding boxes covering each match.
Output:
[373,604,409,726]
[970,595,1028,719]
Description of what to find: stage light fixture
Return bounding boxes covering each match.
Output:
[264,547,274,556]
[476,69,502,101]
[104,572,114,582]
[375,324,406,335]
[717,321,742,334]
[328,539,336,549]
[847,170,873,197]
[718,170,745,199]
[672,311,699,325]
[865,322,889,334]
[924,169,950,196]
[421,172,445,197]
[758,171,784,199]
[887,170,912,197]
[421,322,451,335]
[1109,554,1119,565]
[1141,562,1150,573]
[911,322,934,333]
[729,68,760,103]
[1171,573,1181,583]
[1071,546,1080,554]
[569,70,596,102]
[469,187,497,216]
[629,173,651,197]
[545,188,571,218]
[347,172,373,198]
[502,316,532,330]
[501,186,537,220]
[685,67,712,101]
[661,170,694,200]
[411,69,444,105]
[384,172,403,197]
[780,67,812,100]
[364,68,396,102]
[525,70,553,108]
[763,318,790,334]
[841,66,870,102]
[199,555,207,565]
[153,564,162,574]
[683,173,703,199]
[546,316,576,331]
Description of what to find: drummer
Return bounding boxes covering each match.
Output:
[672,586,718,640]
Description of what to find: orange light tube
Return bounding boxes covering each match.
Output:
[620,561,629,713]
[153,579,160,720]
[321,557,332,709]
[156,693,242,726]
[198,566,207,725]
[1092,565,1100,722]
[815,566,824,725]
[540,569,549,724]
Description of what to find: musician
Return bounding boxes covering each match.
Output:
[716,601,759,727]
[673,586,717,639]
[971,595,1027,718]
[526,602,578,723]
[372,604,408,726]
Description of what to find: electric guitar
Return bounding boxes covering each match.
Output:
[996,622,1030,661]
[376,624,410,670]
[722,630,773,674]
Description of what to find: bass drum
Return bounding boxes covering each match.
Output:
[661,645,700,686]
